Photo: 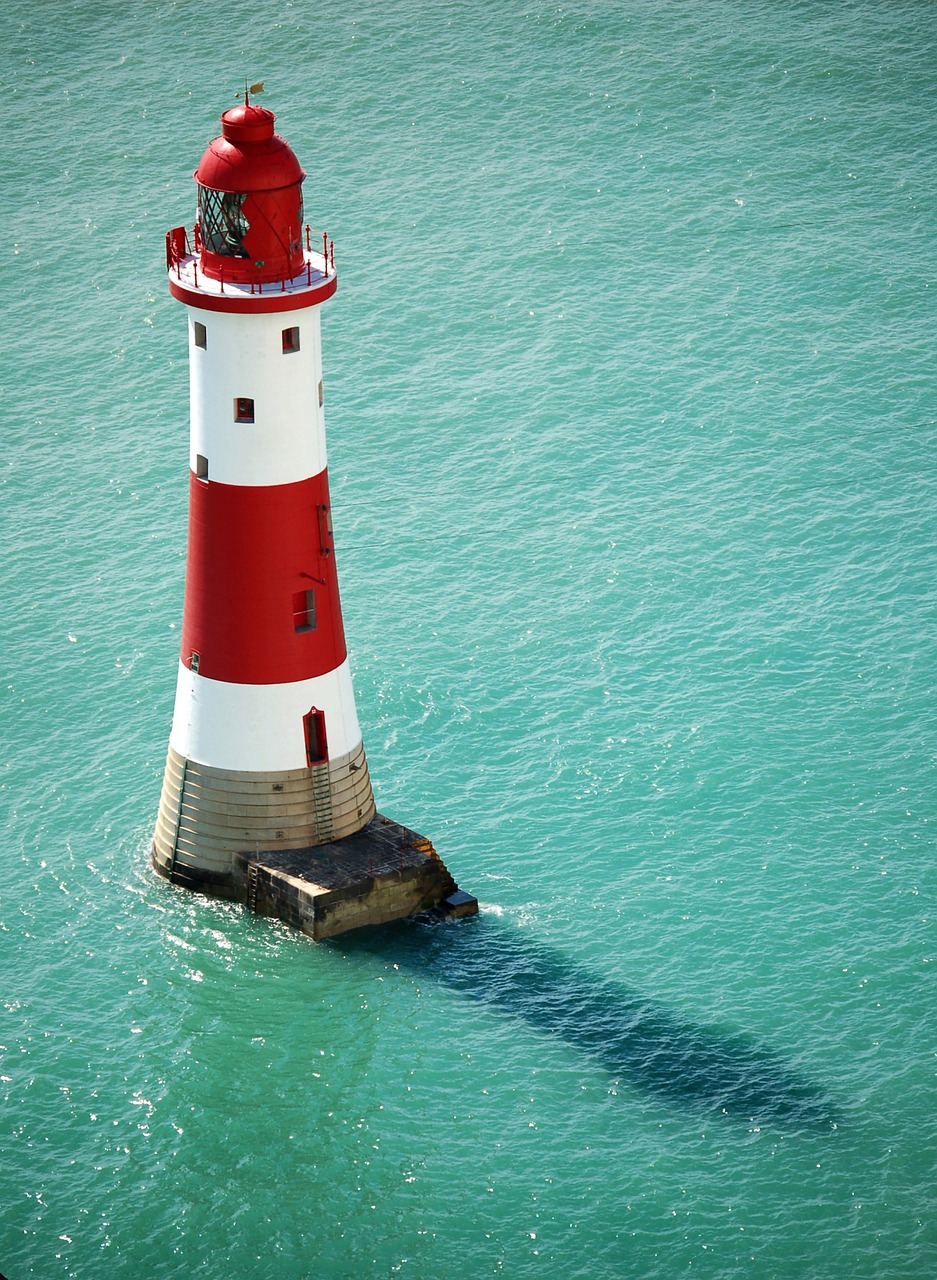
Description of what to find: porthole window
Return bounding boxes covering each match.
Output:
[235,397,255,423]
[282,326,300,354]
[194,321,207,349]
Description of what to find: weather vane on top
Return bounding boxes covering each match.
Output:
[238,80,265,105]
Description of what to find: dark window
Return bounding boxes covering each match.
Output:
[282,326,300,354]
[195,454,208,480]
[198,186,250,257]
[318,379,324,407]
[293,588,316,633]
[193,321,207,349]
[235,397,255,423]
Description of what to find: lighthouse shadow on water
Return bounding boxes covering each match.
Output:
[332,913,838,1133]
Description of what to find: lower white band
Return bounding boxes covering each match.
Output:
[169,658,364,772]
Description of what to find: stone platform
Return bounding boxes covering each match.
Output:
[237,814,478,940]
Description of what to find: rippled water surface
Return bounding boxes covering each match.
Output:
[2,2,936,1276]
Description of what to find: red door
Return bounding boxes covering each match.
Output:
[303,708,328,765]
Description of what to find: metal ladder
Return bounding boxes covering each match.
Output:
[309,762,333,843]
[247,862,261,913]
[167,756,189,884]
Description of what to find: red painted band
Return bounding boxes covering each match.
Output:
[180,472,348,685]
[168,272,337,314]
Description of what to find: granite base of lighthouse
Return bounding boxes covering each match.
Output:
[154,815,478,941]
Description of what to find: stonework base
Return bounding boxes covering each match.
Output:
[152,813,477,940]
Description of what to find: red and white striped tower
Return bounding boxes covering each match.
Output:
[152,97,377,894]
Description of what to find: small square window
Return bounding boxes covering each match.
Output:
[282,326,300,354]
[193,321,207,349]
[195,454,208,480]
[235,397,255,423]
[293,588,316,633]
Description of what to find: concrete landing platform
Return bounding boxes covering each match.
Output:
[237,814,478,940]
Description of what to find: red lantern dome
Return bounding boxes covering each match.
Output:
[194,104,306,285]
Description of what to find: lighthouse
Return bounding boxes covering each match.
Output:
[152,95,475,938]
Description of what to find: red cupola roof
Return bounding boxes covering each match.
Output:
[195,105,305,193]
[194,103,306,285]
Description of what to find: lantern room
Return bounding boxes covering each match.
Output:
[194,103,306,286]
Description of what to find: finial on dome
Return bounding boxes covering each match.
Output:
[237,80,266,107]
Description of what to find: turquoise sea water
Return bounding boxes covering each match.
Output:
[3,2,936,1276]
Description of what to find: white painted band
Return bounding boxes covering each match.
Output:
[169,658,364,772]
[187,305,327,488]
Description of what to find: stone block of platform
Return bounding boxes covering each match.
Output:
[236,814,478,941]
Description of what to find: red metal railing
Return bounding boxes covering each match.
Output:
[166,223,335,293]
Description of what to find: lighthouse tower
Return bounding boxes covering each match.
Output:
[153,94,476,936]
[152,96,374,889]
[152,98,473,935]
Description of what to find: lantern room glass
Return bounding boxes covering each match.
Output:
[198,186,250,258]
